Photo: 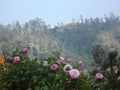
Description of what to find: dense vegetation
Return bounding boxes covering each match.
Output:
[0,47,92,90]
[0,13,120,89]
[0,13,120,68]
[0,46,119,90]
[91,45,120,90]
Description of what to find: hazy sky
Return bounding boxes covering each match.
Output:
[0,0,120,26]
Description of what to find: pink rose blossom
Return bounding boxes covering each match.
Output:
[22,48,28,54]
[66,59,71,64]
[69,69,80,79]
[50,64,58,70]
[43,61,48,66]
[13,56,20,63]
[95,72,103,79]
[78,61,83,67]
[57,57,64,63]
[6,56,11,61]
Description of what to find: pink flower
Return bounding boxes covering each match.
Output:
[22,48,28,54]
[57,57,64,63]
[66,59,71,64]
[78,61,83,67]
[50,64,58,70]
[13,56,20,63]
[95,72,103,79]
[6,56,11,61]
[69,69,80,79]
[43,61,48,66]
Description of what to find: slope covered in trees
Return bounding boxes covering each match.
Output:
[0,13,120,68]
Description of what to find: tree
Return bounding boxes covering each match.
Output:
[92,45,120,90]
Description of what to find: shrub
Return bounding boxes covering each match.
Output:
[0,47,92,90]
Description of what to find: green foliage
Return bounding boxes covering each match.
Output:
[92,45,106,66]
[108,50,118,59]
[0,47,92,90]
[91,45,120,90]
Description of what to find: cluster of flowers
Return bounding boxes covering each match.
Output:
[5,47,103,80]
[5,47,29,63]
[43,57,104,79]
[43,56,83,79]
[0,47,105,90]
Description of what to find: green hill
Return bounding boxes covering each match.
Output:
[0,13,120,68]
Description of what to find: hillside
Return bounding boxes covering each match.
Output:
[0,14,120,68]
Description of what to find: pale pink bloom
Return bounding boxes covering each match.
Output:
[50,64,58,70]
[66,59,71,64]
[43,61,48,66]
[78,61,83,67]
[22,48,28,54]
[13,56,20,63]
[6,56,11,61]
[63,64,73,73]
[95,72,103,79]
[69,69,80,79]
[57,57,64,63]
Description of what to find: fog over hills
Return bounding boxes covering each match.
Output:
[0,14,120,68]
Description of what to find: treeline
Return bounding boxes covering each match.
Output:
[0,13,120,68]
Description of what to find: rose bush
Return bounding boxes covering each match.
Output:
[0,47,93,90]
